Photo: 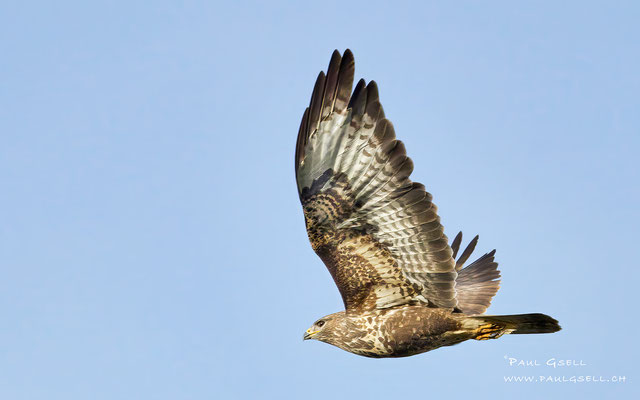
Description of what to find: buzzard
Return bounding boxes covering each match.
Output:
[296,49,560,358]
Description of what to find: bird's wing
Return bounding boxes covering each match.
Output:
[296,50,458,312]
[451,232,501,315]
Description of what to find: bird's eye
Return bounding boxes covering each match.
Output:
[317,320,325,327]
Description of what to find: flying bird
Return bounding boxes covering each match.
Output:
[295,49,560,358]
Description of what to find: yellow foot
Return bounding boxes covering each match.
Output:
[474,323,505,340]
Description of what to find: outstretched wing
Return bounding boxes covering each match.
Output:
[451,232,501,315]
[296,49,458,313]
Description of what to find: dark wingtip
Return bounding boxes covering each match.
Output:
[366,81,379,103]
[327,50,341,71]
[451,231,463,259]
[456,234,479,270]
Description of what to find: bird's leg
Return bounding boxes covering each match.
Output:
[474,323,505,340]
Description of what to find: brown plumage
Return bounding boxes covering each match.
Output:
[297,50,560,358]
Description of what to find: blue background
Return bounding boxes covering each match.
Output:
[1,1,638,399]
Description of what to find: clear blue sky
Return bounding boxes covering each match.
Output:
[1,1,638,399]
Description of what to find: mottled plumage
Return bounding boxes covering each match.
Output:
[297,50,560,358]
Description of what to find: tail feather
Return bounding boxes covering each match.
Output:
[471,313,561,339]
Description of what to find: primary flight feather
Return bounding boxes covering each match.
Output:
[296,49,560,358]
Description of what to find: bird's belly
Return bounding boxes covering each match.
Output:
[347,308,467,358]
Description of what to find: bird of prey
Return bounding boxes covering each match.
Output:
[296,49,560,358]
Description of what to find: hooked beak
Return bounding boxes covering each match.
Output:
[303,329,319,340]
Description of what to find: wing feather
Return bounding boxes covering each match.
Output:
[296,50,458,311]
[456,247,501,314]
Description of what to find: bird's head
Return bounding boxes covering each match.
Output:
[303,312,346,343]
